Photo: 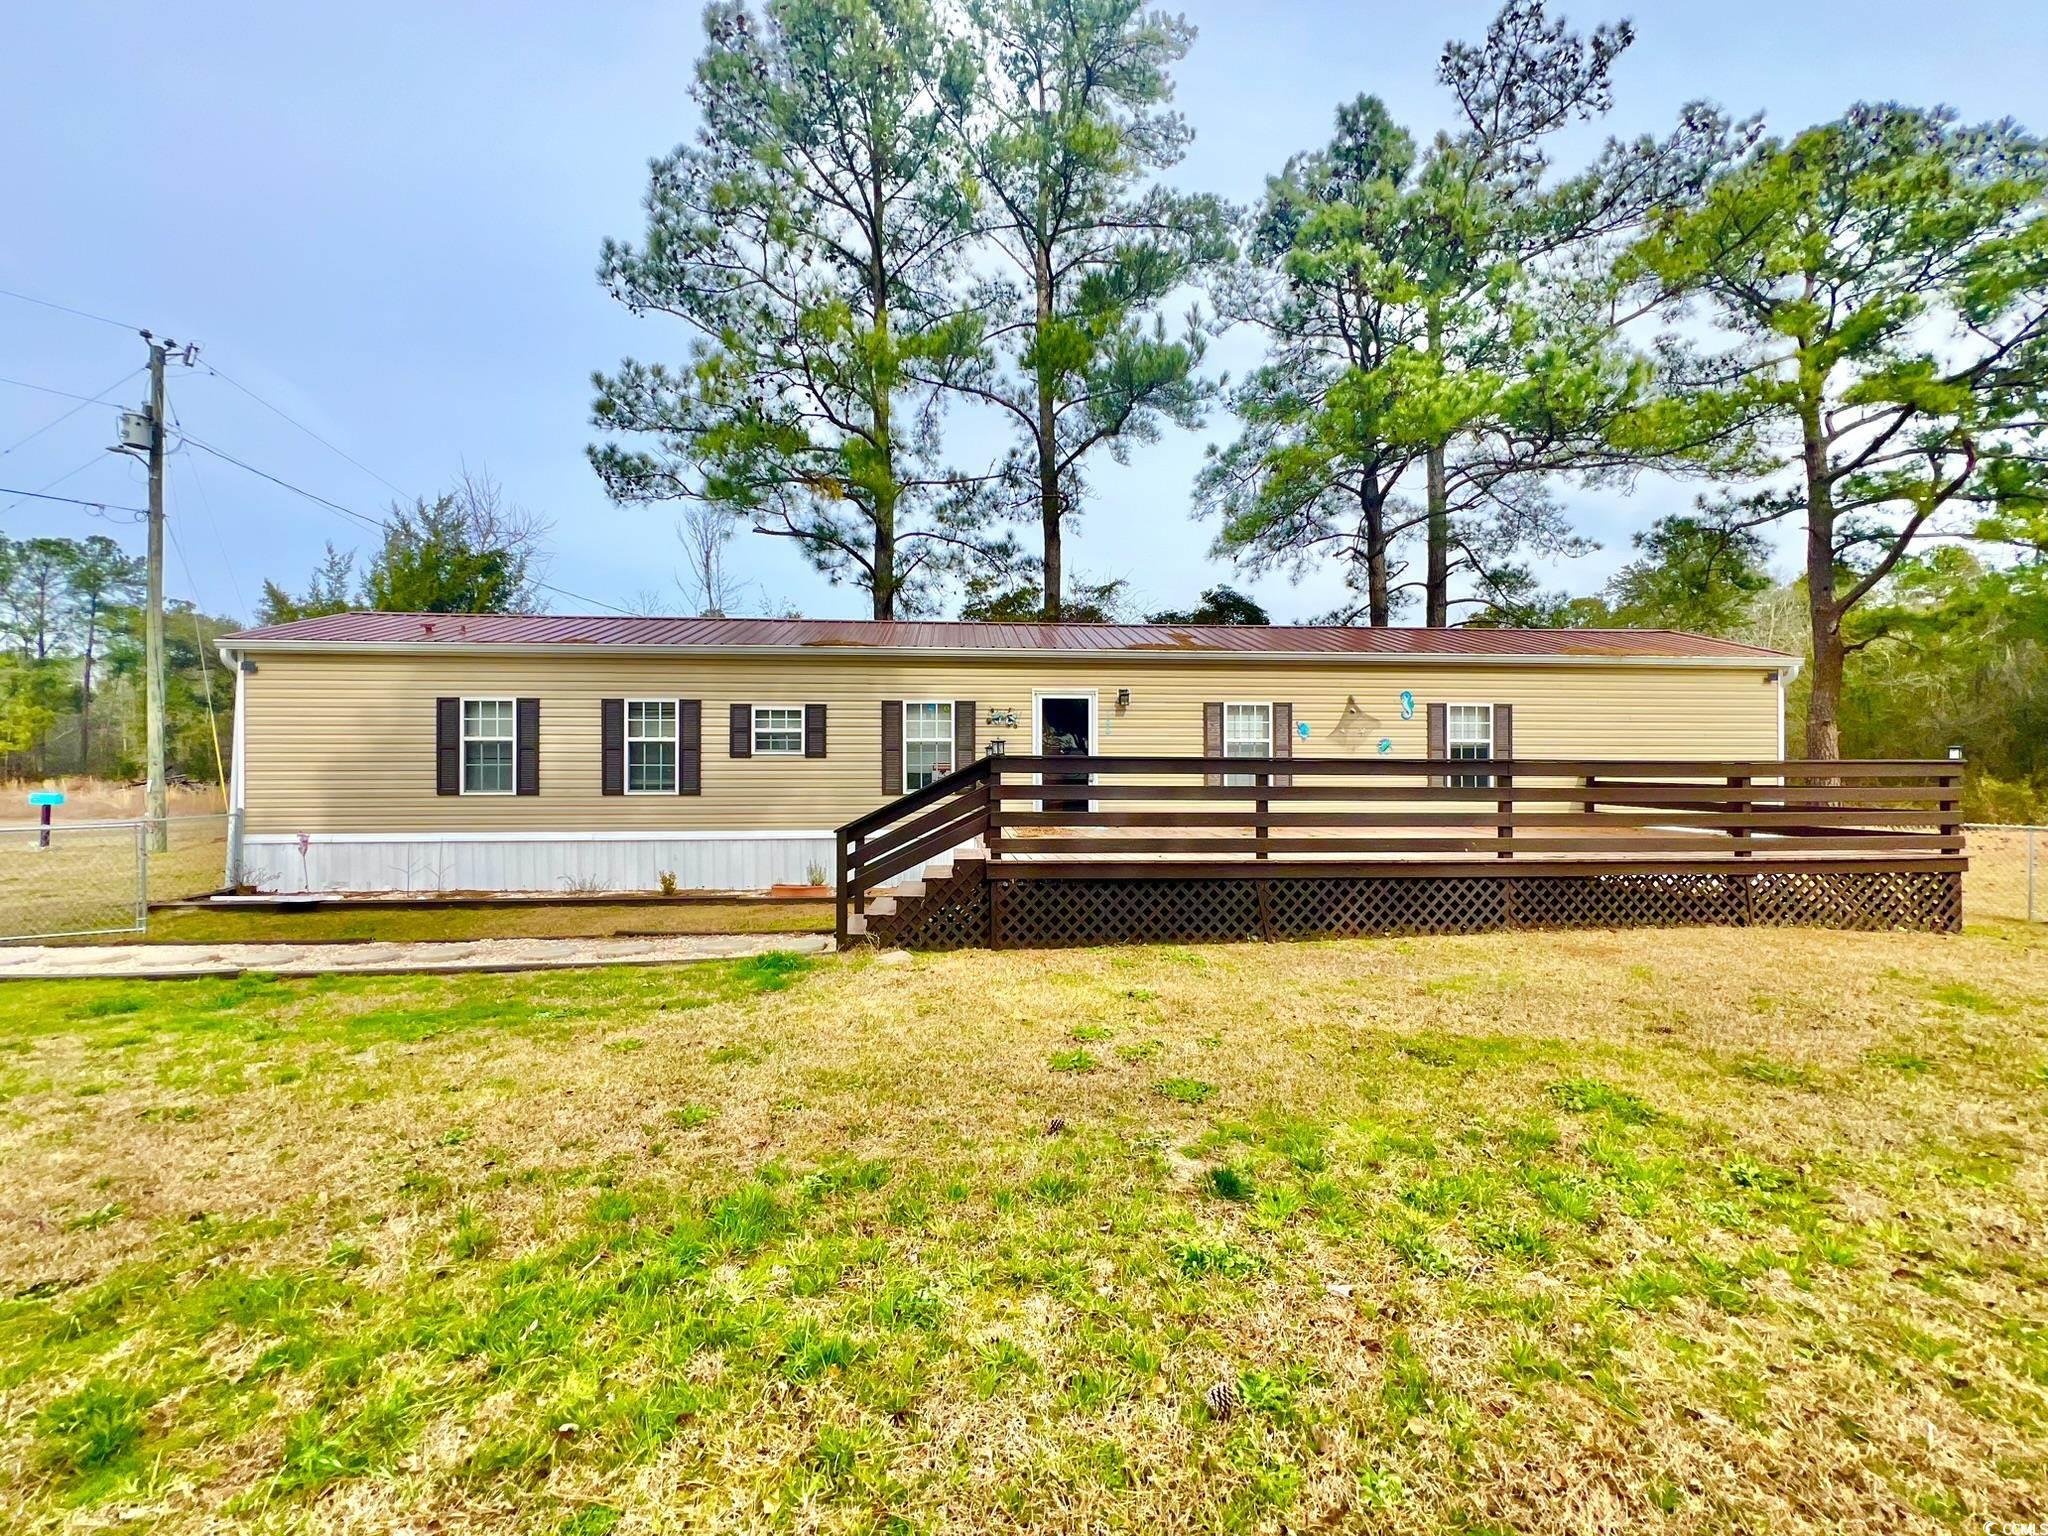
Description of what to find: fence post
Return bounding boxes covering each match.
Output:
[134,819,149,933]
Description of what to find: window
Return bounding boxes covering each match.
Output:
[625,699,677,793]
[903,701,955,791]
[1223,702,1271,787]
[752,705,803,756]
[461,697,515,794]
[1448,703,1494,789]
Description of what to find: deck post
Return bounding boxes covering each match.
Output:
[1582,774,1598,816]
[1496,765,1514,860]
[835,830,851,948]
[1729,775,1751,859]
[1255,772,1269,862]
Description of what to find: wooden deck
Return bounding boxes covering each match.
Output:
[835,756,1966,949]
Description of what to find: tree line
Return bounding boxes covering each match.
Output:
[0,533,233,783]
[585,0,2048,763]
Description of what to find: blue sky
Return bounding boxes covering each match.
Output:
[5,1,2044,624]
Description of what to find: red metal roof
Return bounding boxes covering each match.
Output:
[222,612,1789,661]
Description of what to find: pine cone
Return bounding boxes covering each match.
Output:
[1204,1378,1240,1421]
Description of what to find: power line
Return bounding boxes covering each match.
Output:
[0,453,135,516]
[200,361,408,498]
[0,374,136,405]
[164,489,231,787]
[0,485,151,517]
[0,287,144,333]
[179,434,384,532]
[1,366,144,458]
[177,433,636,615]
[166,399,249,616]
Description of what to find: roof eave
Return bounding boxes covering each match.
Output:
[221,638,1792,667]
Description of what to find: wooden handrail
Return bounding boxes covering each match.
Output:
[837,755,993,842]
[993,754,1958,779]
[838,757,996,941]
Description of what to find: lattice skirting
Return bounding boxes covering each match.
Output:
[946,868,1963,950]
[861,860,991,951]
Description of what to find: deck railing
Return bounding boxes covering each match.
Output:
[836,755,1965,944]
[836,757,996,946]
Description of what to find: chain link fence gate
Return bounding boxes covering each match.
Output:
[1963,824,2044,925]
[0,813,237,943]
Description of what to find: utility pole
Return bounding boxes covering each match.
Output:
[144,337,167,852]
[114,331,195,853]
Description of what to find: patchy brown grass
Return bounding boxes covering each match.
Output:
[1,924,2044,1533]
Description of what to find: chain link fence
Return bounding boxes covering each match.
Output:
[0,813,235,942]
[1964,824,2043,924]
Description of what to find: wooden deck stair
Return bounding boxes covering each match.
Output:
[844,841,988,948]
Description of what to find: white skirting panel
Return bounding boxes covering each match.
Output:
[239,831,836,895]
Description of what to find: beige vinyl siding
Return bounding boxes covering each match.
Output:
[237,650,1781,834]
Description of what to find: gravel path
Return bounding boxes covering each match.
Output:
[0,933,834,981]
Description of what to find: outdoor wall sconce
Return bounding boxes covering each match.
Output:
[1116,688,1131,710]
[988,737,1007,756]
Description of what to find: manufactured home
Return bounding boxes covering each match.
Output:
[217,613,1798,895]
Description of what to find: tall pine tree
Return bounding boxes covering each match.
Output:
[591,0,999,618]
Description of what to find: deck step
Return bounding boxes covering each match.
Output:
[845,913,866,937]
[865,896,898,916]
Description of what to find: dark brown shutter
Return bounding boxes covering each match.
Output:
[954,701,975,766]
[435,697,459,795]
[1492,703,1513,767]
[1202,701,1223,787]
[600,698,624,796]
[1271,702,1292,788]
[804,703,827,759]
[515,698,540,796]
[881,701,902,793]
[1426,701,1447,788]
[678,699,701,795]
[729,703,752,758]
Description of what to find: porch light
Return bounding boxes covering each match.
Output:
[1116,688,1131,710]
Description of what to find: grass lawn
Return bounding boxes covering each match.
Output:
[1,924,2044,1533]
[107,900,833,947]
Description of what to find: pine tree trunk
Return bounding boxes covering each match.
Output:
[869,168,897,622]
[1359,472,1390,627]
[1423,308,1449,627]
[1425,444,1449,628]
[1035,247,1061,620]
[1801,401,1841,760]
[79,597,97,772]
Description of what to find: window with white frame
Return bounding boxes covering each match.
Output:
[1223,702,1272,787]
[752,705,803,756]
[903,701,955,791]
[625,699,677,793]
[1448,703,1494,789]
[462,697,515,794]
